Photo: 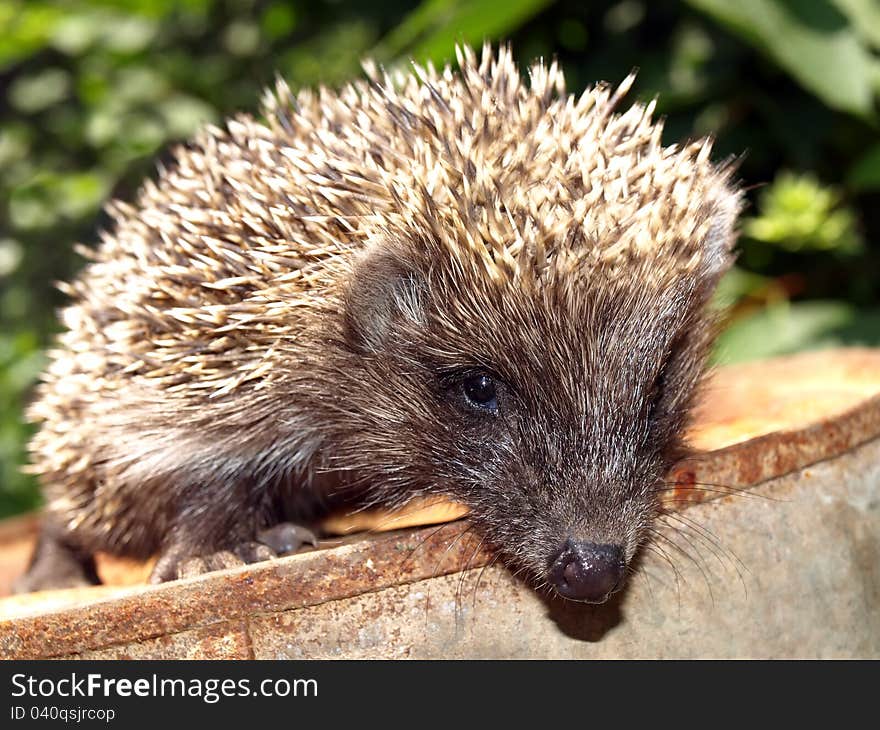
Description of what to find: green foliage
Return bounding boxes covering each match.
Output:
[685,0,880,118]
[743,172,863,254]
[848,143,880,191]
[715,300,880,364]
[1,0,879,517]
[375,0,553,63]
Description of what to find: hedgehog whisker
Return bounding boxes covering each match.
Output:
[471,553,500,613]
[429,522,475,584]
[646,526,714,607]
[399,523,454,570]
[657,481,776,502]
[639,541,683,612]
[660,509,750,595]
[454,533,486,632]
[657,514,732,595]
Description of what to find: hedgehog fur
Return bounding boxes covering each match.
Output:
[23,44,741,599]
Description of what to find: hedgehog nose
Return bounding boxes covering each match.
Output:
[549,540,624,603]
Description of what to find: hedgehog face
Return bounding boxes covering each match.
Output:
[321,46,741,604]
[340,242,718,603]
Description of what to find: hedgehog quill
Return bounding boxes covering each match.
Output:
[18,45,741,603]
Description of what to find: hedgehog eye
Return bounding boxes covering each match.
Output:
[461,373,498,413]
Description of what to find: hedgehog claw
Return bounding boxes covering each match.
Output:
[150,523,319,583]
[257,523,319,555]
[176,552,245,579]
[174,546,263,580]
[176,556,210,579]
[235,541,277,563]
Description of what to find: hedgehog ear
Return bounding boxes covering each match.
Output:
[344,247,426,354]
[700,185,743,281]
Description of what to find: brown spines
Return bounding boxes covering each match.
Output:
[28,44,738,496]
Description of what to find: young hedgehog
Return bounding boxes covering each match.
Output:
[19,45,741,603]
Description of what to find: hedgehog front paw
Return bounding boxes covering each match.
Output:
[13,529,101,594]
[149,522,320,583]
[175,548,258,579]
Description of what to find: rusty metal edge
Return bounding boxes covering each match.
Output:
[1,392,879,660]
[667,392,880,505]
[0,522,489,659]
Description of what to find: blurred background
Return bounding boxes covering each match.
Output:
[1,0,878,517]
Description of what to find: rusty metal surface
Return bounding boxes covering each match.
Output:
[0,348,879,659]
[666,392,880,508]
[0,524,491,659]
[207,438,880,659]
[4,435,877,659]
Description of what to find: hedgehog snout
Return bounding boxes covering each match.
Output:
[547,539,625,603]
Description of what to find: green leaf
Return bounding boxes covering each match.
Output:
[685,0,877,118]
[833,0,880,49]
[158,94,217,138]
[50,12,105,55]
[741,171,863,253]
[101,15,157,53]
[375,0,553,65]
[56,171,111,220]
[848,142,880,190]
[0,2,65,70]
[261,3,297,40]
[713,300,880,364]
[0,239,23,277]
[712,267,771,310]
[9,68,71,113]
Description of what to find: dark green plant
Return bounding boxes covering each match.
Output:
[1,0,878,517]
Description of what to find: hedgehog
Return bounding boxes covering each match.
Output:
[18,44,741,603]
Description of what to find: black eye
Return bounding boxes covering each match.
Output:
[462,373,498,412]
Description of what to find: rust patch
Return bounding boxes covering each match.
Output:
[0,523,491,659]
[71,620,251,660]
